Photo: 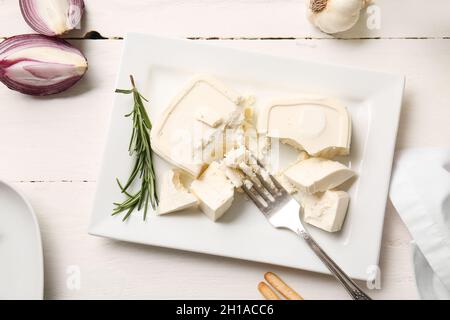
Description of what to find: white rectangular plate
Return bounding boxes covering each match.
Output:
[89,33,404,280]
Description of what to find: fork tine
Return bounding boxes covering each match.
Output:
[251,163,280,196]
[241,180,268,212]
[269,173,288,196]
[255,172,279,198]
[253,158,287,197]
[239,163,273,203]
[253,182,275,204]
[244,156,269,189]
[236,149,290,213]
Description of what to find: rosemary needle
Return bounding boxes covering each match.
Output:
[113,75,158,221]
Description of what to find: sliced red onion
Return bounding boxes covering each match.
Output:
[0,34,88,96]
[19,0,85,36]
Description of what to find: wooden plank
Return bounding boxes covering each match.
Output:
[1,39,449,182]
[1,0,450,39]
[0,40,122,182]
[12,181,416,299]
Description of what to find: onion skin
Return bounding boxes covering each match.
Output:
[0,34,88,96]
[19,0,85,36]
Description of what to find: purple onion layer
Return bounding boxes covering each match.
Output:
[0,34,88,96]
[19,0,85,36]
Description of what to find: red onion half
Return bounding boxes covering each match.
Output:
[19,0,85,36]
[0,34,88,96]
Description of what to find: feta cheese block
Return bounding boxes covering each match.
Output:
[151,75,243,178]
[284,157,355,194]
[259,97,352,158]
[190,162,235,221]
[275,151,311,194]
[300,190,350,232]
[157,169,199,215]
[275,173,297,195]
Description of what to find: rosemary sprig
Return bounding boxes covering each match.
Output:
[112,75,158,221]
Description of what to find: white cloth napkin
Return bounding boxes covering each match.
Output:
[390,148,450,299]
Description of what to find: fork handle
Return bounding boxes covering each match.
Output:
[299,230,372,300]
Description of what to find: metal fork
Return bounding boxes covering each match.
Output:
[239,159,372,300]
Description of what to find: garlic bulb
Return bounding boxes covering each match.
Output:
[306,0,367,34]
[0,34,88,96]
[19,0,85,36]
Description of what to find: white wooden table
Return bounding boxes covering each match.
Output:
[1,0,449,300]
